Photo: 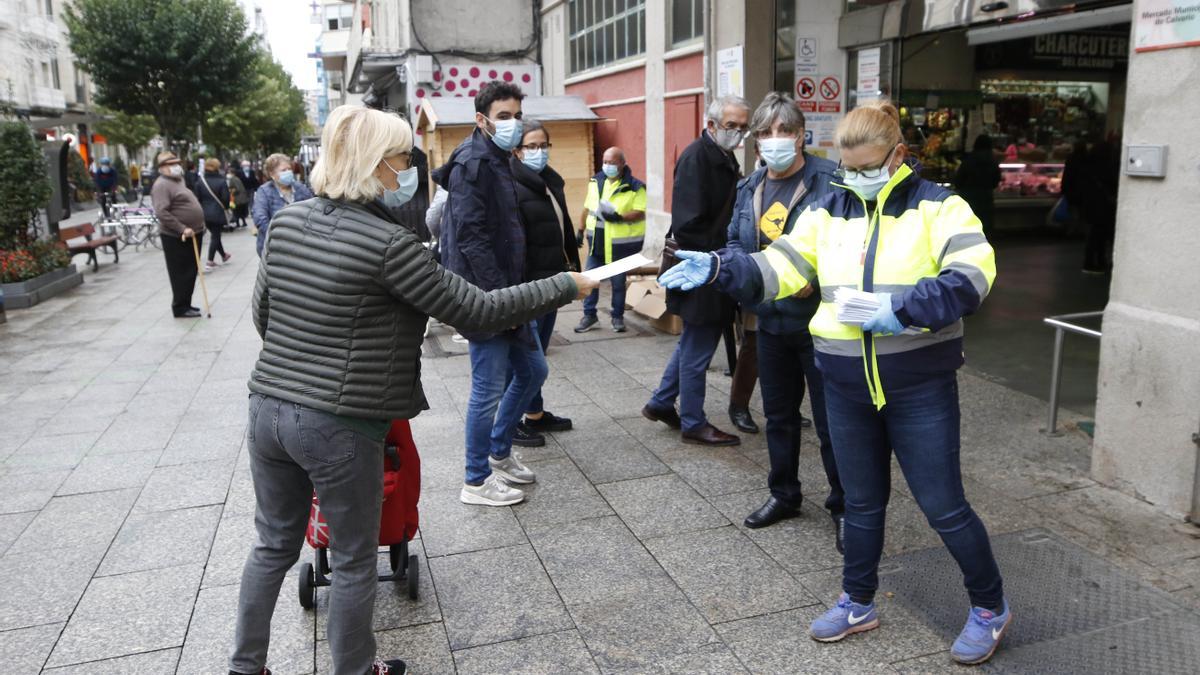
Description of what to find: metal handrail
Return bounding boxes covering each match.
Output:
[1043,310,1104,435]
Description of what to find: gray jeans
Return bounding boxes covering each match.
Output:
[230,394,384,675]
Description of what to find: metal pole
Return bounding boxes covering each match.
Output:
[1046,327,1066,436]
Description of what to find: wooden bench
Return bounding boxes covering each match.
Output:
[59,223,119,272]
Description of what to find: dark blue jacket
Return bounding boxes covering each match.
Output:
[726,152,838,335]
[254,180,314,257]
[432,129,529,343]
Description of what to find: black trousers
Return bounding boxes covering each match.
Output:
[207,222,226,262]
[161,232,204,316]
[757,328,844,513]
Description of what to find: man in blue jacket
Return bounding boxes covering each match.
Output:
[433,81,542,508]
[727,93,846,544]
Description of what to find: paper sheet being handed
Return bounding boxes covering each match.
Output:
[582,253,654,281]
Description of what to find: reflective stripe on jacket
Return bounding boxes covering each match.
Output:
[717,161,997,409]
[582,168,646,263]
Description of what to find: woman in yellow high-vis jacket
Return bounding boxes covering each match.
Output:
[660,101,1011,666]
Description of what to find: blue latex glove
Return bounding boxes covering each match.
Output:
[658,250,713,291]
[861,292,905,336]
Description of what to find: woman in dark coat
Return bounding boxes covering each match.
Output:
[954,135,1001,237]
[508,119,582,439]
[193,158,232,270]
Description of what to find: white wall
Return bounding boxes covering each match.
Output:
[1092,23,1200,520]
[410,0,535,57]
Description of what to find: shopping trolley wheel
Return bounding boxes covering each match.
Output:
[389,542,406,573]
[299,563,316,609]
[318,547,331,577]
[407,554,420,600]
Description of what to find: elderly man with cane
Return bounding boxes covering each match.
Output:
[150,152,207,318]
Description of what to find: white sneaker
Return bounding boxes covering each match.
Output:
[489,453,536,484]
[460,474,525,506]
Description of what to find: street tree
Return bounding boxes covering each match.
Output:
[203,51,310,156]
[94,108,159,155]
[64,0,256,146]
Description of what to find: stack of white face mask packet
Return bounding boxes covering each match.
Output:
[834,287,925,335]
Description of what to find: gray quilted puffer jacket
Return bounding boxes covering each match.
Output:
[249,197,577,420]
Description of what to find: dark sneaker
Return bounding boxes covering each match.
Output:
[511,422,546,447]
[524,411,573,432]
[574,315,599,333]
[229,669,271,675]
[612,316,626,332]
[372,659,407,674]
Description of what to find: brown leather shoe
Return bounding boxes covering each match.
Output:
[642,404,682,430]
[681,423,741,446]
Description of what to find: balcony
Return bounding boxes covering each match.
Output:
[21,15,60,46]
[29,86,66,113]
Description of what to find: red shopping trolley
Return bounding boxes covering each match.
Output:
[298,420,421,608]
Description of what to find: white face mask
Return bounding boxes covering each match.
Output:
[165,164,184,177]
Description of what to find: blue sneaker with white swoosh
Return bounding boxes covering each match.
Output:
[951,600,1012,665]
[809,593,879,642]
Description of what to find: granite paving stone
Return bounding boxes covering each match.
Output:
[4,431,101,472]
[715,605,898,674]
[429,544,572,650]
[708,489,844,577]
[656,446,767,497]
[10,488,138,554]
[559,433,671,485]
[452,629,600,675]
[132,459,236,513]
[177,582,314,675]
[510,458,614,534]
[157,426,247,466]
[643,525,820,623]
[597,474,730,540]
[54,449,161,496]
[316,622,455,674]
[419,490,528,558]
[0,621,63,675]
[89,415,180,455]
[42,649,182,675]
[529,515,676,605]
[98,504,221,576]
[47,564,204,667]
[568,586,720,673]
[0,511,36,556]
[617,642,750,675]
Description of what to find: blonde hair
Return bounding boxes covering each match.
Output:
[836,100,902,150]
[263,153,291,176]
[204,157,221,172]
[310,105,414,202]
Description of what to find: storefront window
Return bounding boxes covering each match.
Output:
[568,0,647,74]
[773,0,796,93]
[670,0,703,47]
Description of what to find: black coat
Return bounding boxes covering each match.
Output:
[510,158,581,280]
[666,131,740,325]
[193,171,231,227]
[238,169,261,194]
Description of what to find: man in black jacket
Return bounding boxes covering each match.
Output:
[643,95,751,446]
[434,81,546,507]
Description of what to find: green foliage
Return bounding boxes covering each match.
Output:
[111,156,131,190]
[67,149,94,203]
[95,108,159,154]
[64,0,256,143]
[203,51,309,156]
[0,121,53,249]
[0,240,70,283]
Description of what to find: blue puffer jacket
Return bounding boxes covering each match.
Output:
[254,180,315,257]
[726,152,838,335]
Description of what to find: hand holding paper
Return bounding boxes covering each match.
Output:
[583,253,654,281]
[834,287,907,335]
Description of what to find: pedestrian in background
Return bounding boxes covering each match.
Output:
[194,157,232,271]
[509,118,581,446]
[954,134,1001,237]
[253,153,315,257]
[725,93,844,540]
[233,104,595,675]
[228,165,250,228]
[149,151,206,318]
[661,100,1011,665]
[91,156,118,217]
[434,81,547,507]
[574,146,646,333]
[643,95,750,447]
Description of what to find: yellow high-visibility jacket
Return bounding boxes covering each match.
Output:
[583,168,647,264]
[716,162,996,408]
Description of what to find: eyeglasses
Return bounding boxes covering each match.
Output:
[519,142,552,151]
[836,145,899,181]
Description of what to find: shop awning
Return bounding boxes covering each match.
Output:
[25,111,110,129]
[966,4,1133,45]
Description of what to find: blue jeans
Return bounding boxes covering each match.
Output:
[581,232,626,318]
[824,374,1004,608]
[757,329,843,513]
[465,326,548,485]
[648,321,723,433]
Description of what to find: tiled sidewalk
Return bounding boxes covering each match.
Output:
[1,228,1197,673]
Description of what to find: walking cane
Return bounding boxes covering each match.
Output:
[187,233,212,318]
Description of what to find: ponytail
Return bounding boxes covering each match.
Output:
[837,99,903,151]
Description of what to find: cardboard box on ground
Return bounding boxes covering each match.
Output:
[625,277,682,335]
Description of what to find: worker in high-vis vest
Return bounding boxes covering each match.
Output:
[659,100,1011,666]
[574,146,646,334]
